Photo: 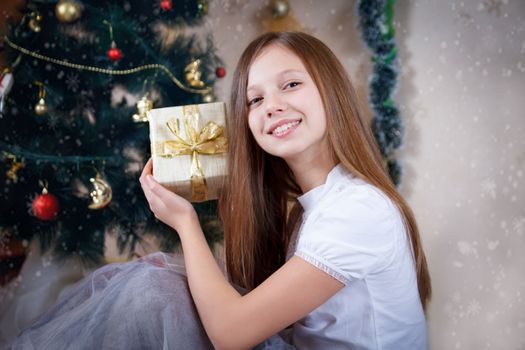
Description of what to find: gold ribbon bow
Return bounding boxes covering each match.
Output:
[154,105,227,201]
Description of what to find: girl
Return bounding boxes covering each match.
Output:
[6,32,431,350]
[140,31,431,349]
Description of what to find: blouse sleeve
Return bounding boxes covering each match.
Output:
[294,185,400,285]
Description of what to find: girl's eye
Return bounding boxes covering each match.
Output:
[248,97,262,106]
[284,81,301,89]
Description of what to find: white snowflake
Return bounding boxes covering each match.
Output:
[512,217,525,236]
[517,61,525,73]
[65,73,80,92]
[47,113,61,130]
[481,178,497,199]
[41,255,54,268]
[457,241,478,257]
[466,299,481,317]
[487,239,500,250]
[0,230,10,250]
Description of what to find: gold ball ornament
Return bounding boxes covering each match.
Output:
[272,0,290,18]
[132,94,154,123]
[34,98,48,115]
[88,174,112,209]
[55,0,83,23]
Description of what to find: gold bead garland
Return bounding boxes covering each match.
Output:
[3,36,212,95]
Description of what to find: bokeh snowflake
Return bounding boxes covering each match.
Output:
[512,217,525,236]
[65,73,80,92]
[46,113,61,130]
[481,178,497,199]
[0,230,10,250]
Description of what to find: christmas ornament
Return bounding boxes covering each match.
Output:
[184,59,205,88]
[263,0,305,32]
[104,21,123,61]
[202,94,214,103]
[32,187,60,221]
[197,0,209,16]
[215,66,226,78]
[55,0,83,23]
[5,154,24,183]
[28,12,42,32]
[271,0,289,18]
[160,0,173,10]
[0,68,14,114]
[132,94,153,122]
[34,98,48,115]
[34,81,48,116]
[88,173,112,209]
[107,42,123,61]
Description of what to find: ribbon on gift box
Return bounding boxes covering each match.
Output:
[153,105,227,201]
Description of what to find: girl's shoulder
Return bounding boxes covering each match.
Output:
[295,175,404,282]
[315,168,398,224]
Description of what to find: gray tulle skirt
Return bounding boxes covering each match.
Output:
[4,252,294,350]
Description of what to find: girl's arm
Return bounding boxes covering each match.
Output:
[140,160,344,350]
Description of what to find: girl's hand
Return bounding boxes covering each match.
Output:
[139,158,198,233]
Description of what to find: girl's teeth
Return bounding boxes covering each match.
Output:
[274,121,299,134]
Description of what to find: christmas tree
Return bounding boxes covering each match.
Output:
[0,0,225,282]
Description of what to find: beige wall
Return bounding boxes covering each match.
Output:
[205,1,525,349]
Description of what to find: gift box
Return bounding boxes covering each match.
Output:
[147,102,228,202]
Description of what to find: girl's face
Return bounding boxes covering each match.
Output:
[246,44,329,163]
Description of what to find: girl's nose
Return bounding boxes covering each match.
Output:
[265,93,287,118]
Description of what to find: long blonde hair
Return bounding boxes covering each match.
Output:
[220,32,431,310]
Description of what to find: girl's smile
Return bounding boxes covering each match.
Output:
[267,118,302,137]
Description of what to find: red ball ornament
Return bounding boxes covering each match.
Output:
[160,0,173,10]
[215,66,226,78]
[107,42,123,61]
[32,189,60,221]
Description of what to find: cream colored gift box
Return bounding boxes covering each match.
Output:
[147,102,227,202]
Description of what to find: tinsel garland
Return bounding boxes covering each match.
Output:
[357,0,403,186]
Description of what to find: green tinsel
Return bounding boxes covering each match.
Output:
[357,0,403,186]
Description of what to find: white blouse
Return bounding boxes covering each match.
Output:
[284,164,428,350]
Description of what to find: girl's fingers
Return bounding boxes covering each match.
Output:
[142,182,165,210]
[144,158,153,172]
[140,158,153,182]
[141,182,155,204]
[146,175,161,194]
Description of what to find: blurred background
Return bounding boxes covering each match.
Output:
[1,0,524,349]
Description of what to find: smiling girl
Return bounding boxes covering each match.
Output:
[6,31,430,350]
[140,31,431,349]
